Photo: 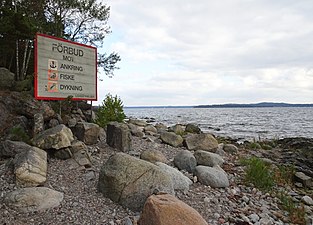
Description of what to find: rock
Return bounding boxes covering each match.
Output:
[3,187,63,213]
[294,172,312,188]
[0,67,15,90]
[68,139,91,167]
[194,165,229,188]
[32,124,74,150]
[67,118,77,127]
[140,149,168,164]
[54,148,72,160]
[98,153,174,211]
[0,140,32,158]
[156,162,192,191]
[72,122,100,145]
[128,123,145,138]
[138,194,208,225]
[168,124,185,135]
[48,118,60,128]
[144,125,158,134]
[184,133,218,152]
[302,196,313,205]
[13,147,47,187]
[174,150,197,173]
[155,123,168,132]
[160,131,183,147]
[194,150,224,167]
[106,122,132,152]
[185,123,201,134]
[223,144,238,154]
[33,113,44,136]
[98,127,106,142]
[128,118,147,127]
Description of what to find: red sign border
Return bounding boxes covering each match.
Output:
[34,33,98,101]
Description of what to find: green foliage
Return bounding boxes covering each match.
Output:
[277,191,306,224]
[240,157,274,191]
[94,94,126,127]
[274,164,295,186]
[9,125,30,144]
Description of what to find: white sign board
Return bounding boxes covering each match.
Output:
[35,33,97,100]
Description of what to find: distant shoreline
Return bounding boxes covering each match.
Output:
[124,102,313,109]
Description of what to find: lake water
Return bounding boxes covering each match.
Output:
[124,107,313,141]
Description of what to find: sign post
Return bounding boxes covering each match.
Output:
[34,33,97,101]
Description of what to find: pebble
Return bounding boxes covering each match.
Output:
[302,195,313,206]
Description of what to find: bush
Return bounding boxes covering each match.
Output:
[95,93,126,127]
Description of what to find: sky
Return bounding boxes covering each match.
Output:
[95,0,313,106]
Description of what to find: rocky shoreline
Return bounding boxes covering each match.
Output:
[0,92,312,225]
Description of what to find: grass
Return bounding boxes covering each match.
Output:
[240,157,306,224]
[240,157,274,191]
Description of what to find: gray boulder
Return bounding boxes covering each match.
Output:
[0,140,32,158]
[140,149,168,164]
[184,133,218,152]
[106,122,132,152]
[13,147,47,187]
[155,123,168,133]
[174,150,197,173]
[4,187,63,213]
[160,131,183,147]
[128,123,145,138]
[32,124,74,150]
[72,122,100,145]
[156,162,192,191]
[223,144,238,154]
[195,165,229,188]
[194,150,224,167]
[168,124,185,135]
[144,124,158,134]
[128,118,147,127]
[294,172,312,188]
[185,123,201,134]
[98,153,174,211]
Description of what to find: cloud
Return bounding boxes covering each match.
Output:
[97,0,313,106]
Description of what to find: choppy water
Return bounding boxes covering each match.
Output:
[124,107,313,141]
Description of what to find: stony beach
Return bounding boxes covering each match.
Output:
[1,121,313,225]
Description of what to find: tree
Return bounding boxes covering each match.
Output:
[0,0,120,80]
[94,93,126,127]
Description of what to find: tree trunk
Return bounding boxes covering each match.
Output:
[16,39,19,81]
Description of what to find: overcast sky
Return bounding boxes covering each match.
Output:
[96,0,313,106]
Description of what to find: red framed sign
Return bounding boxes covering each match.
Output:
[35,33,97,101]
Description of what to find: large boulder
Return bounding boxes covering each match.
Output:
[13,146,47,187]
[128,118,147,127]
[98,153,174,211]
[71,122,100,145]
[184,133,218,152]
[3,187,63,213]
[0,67,15,90]
[138,194,208,225]
[156,162,192,191]
[194,150,224,167]
[32,124,74,150]
[194,165,229,188]
[128,123,145,137]
[106,122,131,152]
[160,131,183,147]
[174,150,197,173]
[0,140,32,158]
